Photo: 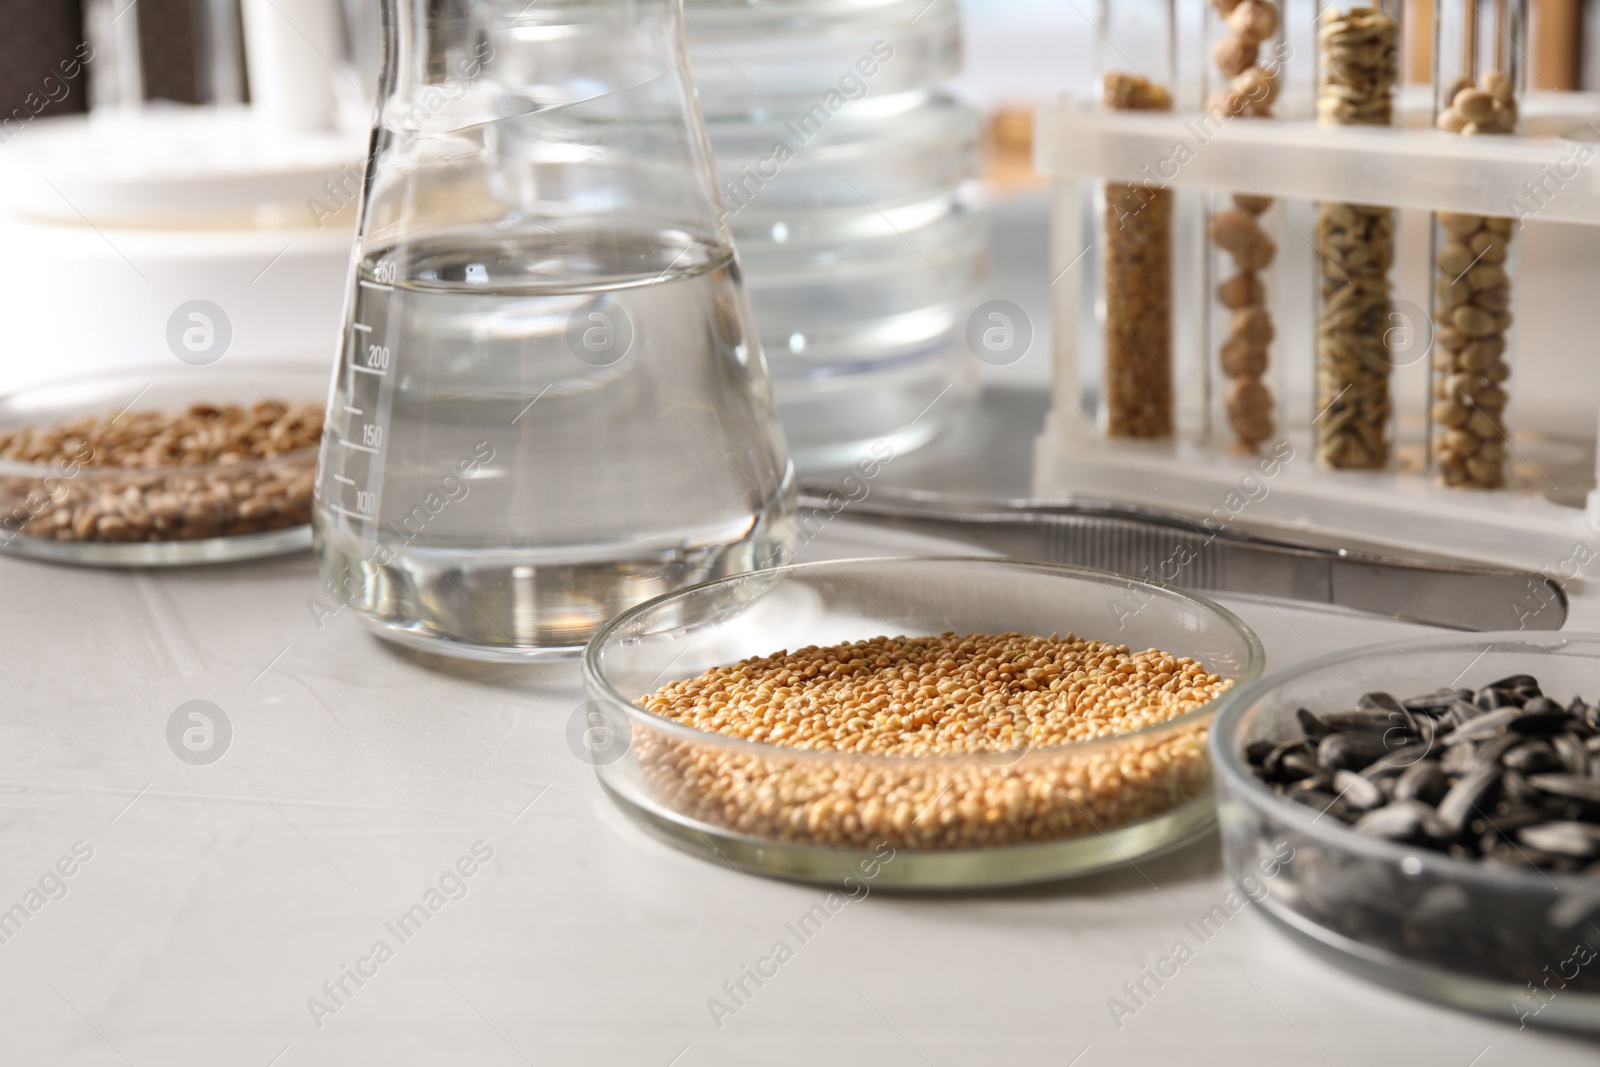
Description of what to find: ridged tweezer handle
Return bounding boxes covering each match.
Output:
[795,484,1567,632]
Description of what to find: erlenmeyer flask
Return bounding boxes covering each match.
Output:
[314,0,796,660]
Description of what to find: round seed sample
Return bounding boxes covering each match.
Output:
[0,401,322,543]
[0,401,323,468]
[634,632,1231,850]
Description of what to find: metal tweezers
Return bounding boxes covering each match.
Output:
[796,482,1567,632]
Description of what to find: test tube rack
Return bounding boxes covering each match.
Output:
[1033,86,1600,579]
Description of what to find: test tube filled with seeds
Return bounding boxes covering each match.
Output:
[1429,0,1525,489]
[1313,2,1402,469]
[1203,0,1284,451]
[1094,0,1176,438]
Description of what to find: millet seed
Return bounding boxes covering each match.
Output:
[634,632,1230,850]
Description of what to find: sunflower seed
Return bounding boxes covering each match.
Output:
[1442,699,1486,727]
[1262,739,1311,781]
[1357,691,1405,713]
[1324,709,1404,733]
[1403,688,1472,714]
[1510,708,1571,736]
[1475,733,1525,768]
[1554,733,1590,776]
[1475,800,1547,834]
[1475,686,1523,711]
[1497,769,1541,802]
[1435,763,1501,835]
[1319,731,1391,772]
[1503,740,1560,774]
[1527,774,1600,804]
[1394,759,1449,804]
[1485,673,1540,695]
[1518,822,1600,858]
[1334,769,1385,811]
[1442,707,1521,745]
[1281,752,1324,782]
[1297,707,1331,740]
[1353,802,1422,840]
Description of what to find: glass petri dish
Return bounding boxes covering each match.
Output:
[584,556,1264,889]
[1211,632,1600,1031]
[685,0,962,117]
[0,362,326,567]
[705,94,984,471]
[708,94,981,245]
[741,205,985,469]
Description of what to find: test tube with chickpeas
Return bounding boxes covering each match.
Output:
[1094,0,1176,439]
[1203,0,1283,452]
[1429,0,1525,490]
[1312,0,1402,470]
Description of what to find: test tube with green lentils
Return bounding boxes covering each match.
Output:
[1428,0,1525,489]
[1312,1,1402,470]
[1096,0,1176,439]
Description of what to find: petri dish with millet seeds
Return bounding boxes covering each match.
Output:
[582,556,1263,889]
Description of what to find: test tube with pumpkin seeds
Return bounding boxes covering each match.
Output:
[1203,0,1284,452]
[1428,0,1525,489]
[1312,0,1402,469]
[1095,0,1175,438]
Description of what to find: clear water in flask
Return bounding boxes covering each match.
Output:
[314,225,795,659]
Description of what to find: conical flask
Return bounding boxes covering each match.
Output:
[314,0,796,660]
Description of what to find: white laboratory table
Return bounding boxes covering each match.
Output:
[4,512,1600,1067]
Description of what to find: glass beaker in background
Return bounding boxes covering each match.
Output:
[314,0,796,660]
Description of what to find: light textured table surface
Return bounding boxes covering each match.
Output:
[5,516,1600,1066]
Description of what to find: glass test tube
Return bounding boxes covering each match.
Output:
[1203,0,1285,452]
[1095,0,1176,438]
[1428,0,1525,489]
[1312,0,1402,469]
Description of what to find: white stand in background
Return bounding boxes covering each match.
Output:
[0,106,362,394]
[240,0,344,133]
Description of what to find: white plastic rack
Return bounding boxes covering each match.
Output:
[1033,89,1600,579]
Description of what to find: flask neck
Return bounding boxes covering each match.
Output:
[364,0,729,253]
[379,0,688,100]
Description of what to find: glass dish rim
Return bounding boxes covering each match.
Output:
[703,91,979,139]
[583,554,1266,766]
[0,360,327,479]
[1210,629,1600,893]
[682,0,959,22]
